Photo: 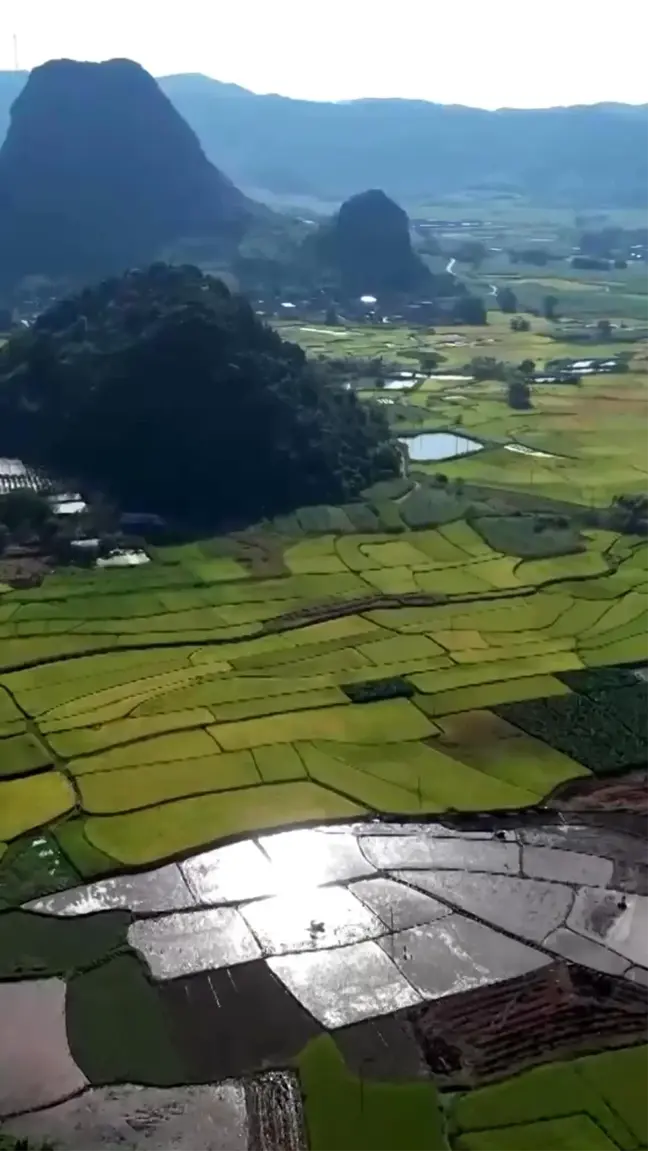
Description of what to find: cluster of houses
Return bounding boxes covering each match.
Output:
[0,457,157,569]
[534,356,629,383]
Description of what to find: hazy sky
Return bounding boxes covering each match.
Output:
[2,0,647,107]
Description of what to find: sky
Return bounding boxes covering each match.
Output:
[2,0,647,108]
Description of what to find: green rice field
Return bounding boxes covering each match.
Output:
[0,301,646,1151]
[0,457,645,873]
[1,305,647,877]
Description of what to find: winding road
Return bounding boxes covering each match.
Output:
[446,255,497,296]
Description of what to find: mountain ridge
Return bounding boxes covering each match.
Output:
[0,69,646,208]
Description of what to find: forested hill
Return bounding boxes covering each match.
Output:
[0,70,646,209]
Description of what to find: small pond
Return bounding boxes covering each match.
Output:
[428,374,474,381]
[399,432,483,462]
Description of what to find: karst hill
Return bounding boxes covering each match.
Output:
[0,58,252,291]
[0,264,399,525]
[312,189,433,297]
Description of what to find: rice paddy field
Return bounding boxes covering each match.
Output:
[0,475,646,873]
[476,263,648,321]
[280,311,648,506]
[411,200,648,322]
[1,305,647,1150]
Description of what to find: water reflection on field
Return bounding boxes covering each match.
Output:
[399,432,483,461]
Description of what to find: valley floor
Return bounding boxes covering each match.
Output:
[0,306,646,1150]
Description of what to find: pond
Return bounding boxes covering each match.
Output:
[399,432,483,462]
[427,374,474,381]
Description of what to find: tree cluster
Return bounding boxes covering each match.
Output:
[0,265,400,528]
[0,490,98,562]
[509,248,551,266]
[451,241,486,268]
[496,286,518,314]
[507,378,533,410]
[468,357,509,382]
[543,295,559,321]
[451,295,487,325]
[572,256,611,271]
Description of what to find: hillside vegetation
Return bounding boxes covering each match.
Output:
[0,265,400,525]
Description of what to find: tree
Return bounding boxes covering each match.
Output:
[419,352,444,372]
[372,356,385,385]
[0,265,401,529]
[452,295,487,325]
[507,378,533,410]
[0,491,51,532]
[509,248,550,266]
[453,241,486,268]
[519,359,536,378]
[325,305,339,326]
[572,256,610,271]
[510,317,530,332]
[7,1136,55,1151]
[579,228,620,259]
[469,357,508,382]
[543,295,559,321]
[607,494,648,536]
[496,286,517,314]
[597,318,613,340]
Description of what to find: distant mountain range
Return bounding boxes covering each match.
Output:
[1,70,646,208]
